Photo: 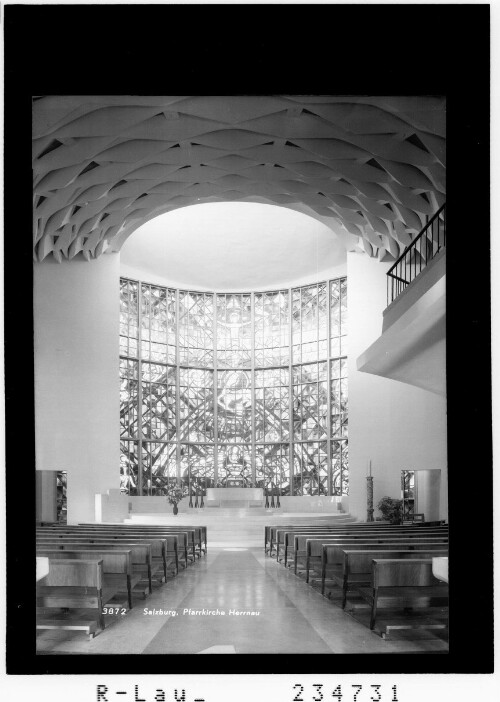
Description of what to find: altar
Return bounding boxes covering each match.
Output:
[206,487,264,509]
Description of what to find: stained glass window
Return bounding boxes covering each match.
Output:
[255,368,289,442]
[119,276,348,497]
[218,445,252,485]
[217,370,252,443]
[141,363,177,441]
[331,440,349,496]
[330,278,348,357]
[120,439,139,495]
[180,444,215,489]
[292,283,327,364]
[120,279,138,358]
[330,358,348,438]
[179,368,215,442]
[179,291,214,367]
[216,294,252,368]
[255,444,290,495]
[120,358,139,439]
[142,442,177,496]
[292,362,328,441]
[141,283,176,364]
[293,442,328,496]
[254,290,289,367]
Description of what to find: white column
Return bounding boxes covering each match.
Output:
[34,253,121,524]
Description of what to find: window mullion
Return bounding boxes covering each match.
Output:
[289,287,294,496]
[175,289,181,484]
[326,280,332,497]
[251,291,256,485]
[213,292,218,483]
[137,282,144,496]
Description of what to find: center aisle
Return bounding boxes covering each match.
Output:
[144,547,332,654]
[37,546,449,654]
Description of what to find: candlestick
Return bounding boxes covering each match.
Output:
[366,475,374,522]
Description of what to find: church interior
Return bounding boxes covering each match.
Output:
[32,94,450,656]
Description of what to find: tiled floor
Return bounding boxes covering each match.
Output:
[36,547,449,655]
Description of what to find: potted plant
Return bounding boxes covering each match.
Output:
[165,483,187,515]
[377,496,403,524]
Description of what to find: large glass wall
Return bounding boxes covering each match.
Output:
[119,276,348,496]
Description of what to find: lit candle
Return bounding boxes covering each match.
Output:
[369,460,372,477]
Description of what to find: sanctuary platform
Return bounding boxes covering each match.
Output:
[125,511,357,547]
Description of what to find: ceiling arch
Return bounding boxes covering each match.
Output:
[120,202,348,291]
[32,95,446,263]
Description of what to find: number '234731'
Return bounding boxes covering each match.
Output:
[292,684,399,702]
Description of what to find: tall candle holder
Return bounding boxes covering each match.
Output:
[366,476,374,522]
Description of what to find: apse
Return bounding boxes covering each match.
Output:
[120,202,347,291]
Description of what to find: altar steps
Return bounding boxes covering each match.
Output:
[125,511,356,546]
[127,510,355,521]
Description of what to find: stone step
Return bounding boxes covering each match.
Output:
[126,512,356,525]
[123,511,358,547]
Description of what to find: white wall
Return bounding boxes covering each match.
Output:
[34,253,121,524]
[36,471,57,523]
[415,469,442,522]
[347,252,448,521]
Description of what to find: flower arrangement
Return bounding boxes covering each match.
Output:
[165,483,187,506]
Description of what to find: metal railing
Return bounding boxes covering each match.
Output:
[387,203,446,306]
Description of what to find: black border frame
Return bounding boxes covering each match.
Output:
[4,2,492,676]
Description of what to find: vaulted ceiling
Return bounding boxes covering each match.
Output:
[32,95,446,263]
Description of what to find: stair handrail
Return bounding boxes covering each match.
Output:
[387,203,446,305]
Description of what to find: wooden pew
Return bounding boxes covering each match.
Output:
[274,525,448,562]
[358,558,449,633]
[79,523,207,558]
[266,520,426,556]
[36,548,138,609]
[90,527,187,571]
[36,558,107,639]
[287,528,448,570]
[36,529,168,579]
[266,522,393,557]
[37,527,177,577]
[337,549,449,608]
[319,542,449,595]
[289,527,448,570]
[287,525,448,566]
[264,520,357,554]
[36,538,155,594]
[302,532,448,579]
[75,524,199,563]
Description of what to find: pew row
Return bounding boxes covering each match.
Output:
[357,558,449,635]
[328,548,449,607]
[37,526,191,569]
[269,523,448,561]
[318,542,449,594]
[37,527,181,575]
[79,523,207,557]
[36,548,140,609]
[36,558,107,639]
[302,533,449,579]
[36,539,156,594]
[286,528,448,570]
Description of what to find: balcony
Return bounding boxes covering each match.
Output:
[357,205,446,396]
